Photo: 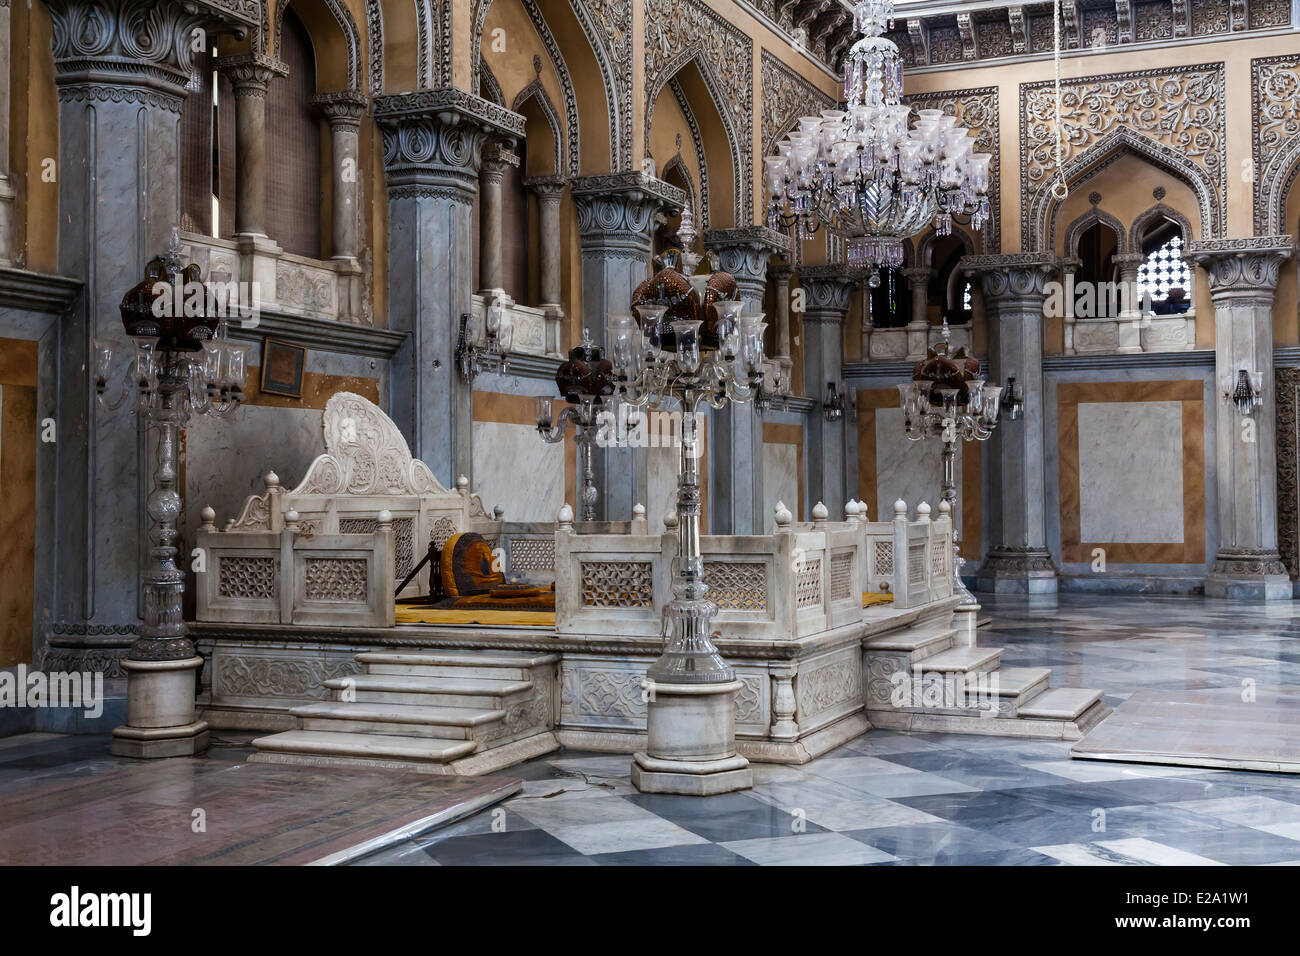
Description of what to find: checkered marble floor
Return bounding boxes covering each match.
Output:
[353,593,1300,866]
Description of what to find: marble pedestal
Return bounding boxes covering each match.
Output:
[976,548,1060,594]
[1204,554,1292,601]
[631,679,752,795]
[111,657,210,758]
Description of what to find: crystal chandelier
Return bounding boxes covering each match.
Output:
[764,0,992,273]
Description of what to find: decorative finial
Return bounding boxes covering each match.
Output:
[456,475,469,492]
[265,471,280,488]
[200,506,216,532]
[774,501,792,527]
[812,501,828,521]
[894,499,907,517]
[917,501,931,520]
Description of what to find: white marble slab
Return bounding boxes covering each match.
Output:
[471,420,565,521]
[873,406,959,525]
[762,441,798,531]
[1077,401,1183,543]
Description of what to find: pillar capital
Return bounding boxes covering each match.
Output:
[961,253,1059,307]
[797,265,858,318]
[375,89,524,202]
[218,53,289,97]
[767,261,794,283]
[481,142,520,185]
[1188,238,1294,302]
[47,0,256,108]
[524,175,568,199]
[703,226,791,303]
[901,266,932,285]
[311,89,369,128]
[569,172,684,258]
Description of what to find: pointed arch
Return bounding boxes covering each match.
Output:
[1026,127,1220,253]
[512,79,564,175]
[274,0,363,91]
[480,60,506,106]
[662,153,698,222]
[668,77,710,230]
[1258,135,1300,237]
[1064,207,1129,259]
[1129,203,1195,251]
[916,226,976,269]
[365,0,383,96]
[645,52,744,227]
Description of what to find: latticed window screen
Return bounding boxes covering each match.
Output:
[1136,235,1191,303]
[266,7,321,258]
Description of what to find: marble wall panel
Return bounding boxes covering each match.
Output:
[472,419,565,521]
[762,422,803,531]
[1057,379,1206,565]
[1077,401,1184,544]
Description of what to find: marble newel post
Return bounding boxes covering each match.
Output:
[218,53,288,308]
[0,0,16,266]
[42,0,258,694]
[312,90,368,323]
[903,267,932,360]
[704,226,791,533]
[570,172,685,520]
[525,176,567,319]
[1190,239,1295,600]
[478,142,520,300]
[964,255,1059,594]
[375,90,524,486]
[799,266,856,518]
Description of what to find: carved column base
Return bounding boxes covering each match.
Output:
[111,657,208,758]
[976,547,1059,594]
[632,679,752,795]
[1204,549,1292,601]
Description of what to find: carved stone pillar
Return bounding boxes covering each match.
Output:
[903,267,932,359]
[478,142,519,297]
[703,227,790,533]
[312,90,368,324]
[1060,257,1080,355]
[525,175,566,317]
[43,0,257,690]
[964,255,1059,594]
[376,90,524,486]
[219,53,288,240]
[769,262,794,374]
[0,0,15,266]
[1112,252,1146,354]
[799,266,856,518]
[570,172,684,520]
[1190,239,1295,600]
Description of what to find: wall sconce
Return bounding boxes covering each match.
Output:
[823,380,854,422]
[1003,375,1025,421]
[456,294,513,383]
[1224,367,1264,416]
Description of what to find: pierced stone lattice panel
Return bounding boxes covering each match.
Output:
[218,556,277,600]
[930,537,949,579]
[339,516,415,576]
[829,552,855,602]
[703,562,767,612]
[874,540,894,576]
[303,558,368,602]
[510,537,555,573]
[430,516,458,551]
[580,561,654,608]
[795,557,823,609]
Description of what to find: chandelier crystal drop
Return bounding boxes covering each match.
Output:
[764,0,992,272]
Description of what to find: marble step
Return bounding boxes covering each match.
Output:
[863,625,956,664]
[357,650,558,682]
[1017,687,1105,722]
[251,729,477,763]
[911,645,1004,676]
[323,674,532,709]
[292,701,506,740]
[984,667,1052,703]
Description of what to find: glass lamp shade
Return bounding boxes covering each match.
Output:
[713,299,745,357]
[606,312,637,375]
[670,320,702,374]
[201,340,223,391]
[739,314,766,374]
[967,377,986,414]
[535,396,554,430]
[981,384,1003,424]
[92,338,115,386]
[133,336,160,391]
[635,303,668,357]
[225,343,249,392]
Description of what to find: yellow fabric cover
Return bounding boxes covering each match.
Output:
[441,532,503,598]
[863,592,894,607]
[395,606,556,627]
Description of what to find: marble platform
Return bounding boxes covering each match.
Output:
[0,733,520,865]
[1072,688,1300,773]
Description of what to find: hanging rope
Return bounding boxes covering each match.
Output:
[1050,0,1070,201]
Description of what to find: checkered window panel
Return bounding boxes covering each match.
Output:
[1136,235,1191,304]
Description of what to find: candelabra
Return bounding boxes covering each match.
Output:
[896,324,1003,610]
[456,293,513,382]
[101,229,247,758]
[608,250,764,794]
[535,329,615,521]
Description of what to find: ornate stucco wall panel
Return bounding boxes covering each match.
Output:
[905,86,1001,254]
[1020,63,1227,251]
[644,0,754,225]
[1252,55,1300,237]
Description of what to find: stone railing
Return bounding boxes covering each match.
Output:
[178,232,367,325]
[864,323,972,363]
[470,292,565,359]
[860,500,955,610]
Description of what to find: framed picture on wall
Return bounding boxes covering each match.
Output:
[260,339,306,399]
